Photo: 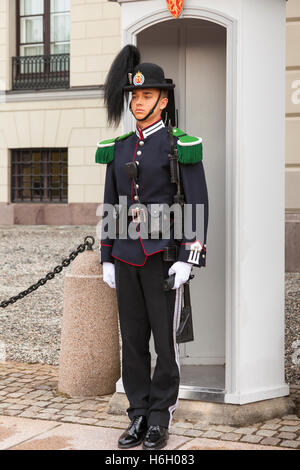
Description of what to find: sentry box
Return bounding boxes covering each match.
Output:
[111,0,289,406]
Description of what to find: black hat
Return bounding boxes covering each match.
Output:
[123,63,175,91]
[104,45,176,127]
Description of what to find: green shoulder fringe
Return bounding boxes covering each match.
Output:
[176,135,203,164]
[95,138,115,164]
[95,131,134,164]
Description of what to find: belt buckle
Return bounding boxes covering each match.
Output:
[132,207,147,224]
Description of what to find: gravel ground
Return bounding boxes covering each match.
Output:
[0,225,99,366]
[0,225,299,386]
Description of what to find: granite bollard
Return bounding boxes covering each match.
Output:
[58,250,120,397]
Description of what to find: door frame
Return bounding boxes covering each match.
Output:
[122,6,239,401]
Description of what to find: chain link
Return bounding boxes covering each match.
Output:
[0,236,95,309]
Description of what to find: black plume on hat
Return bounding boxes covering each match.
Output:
[104,45,141,127]
[104,44,176,127]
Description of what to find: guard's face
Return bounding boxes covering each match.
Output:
[131,88,168,123]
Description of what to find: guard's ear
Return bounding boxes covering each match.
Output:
[159,97,169,111]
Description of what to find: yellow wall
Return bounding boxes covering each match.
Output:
[286,0,300,211]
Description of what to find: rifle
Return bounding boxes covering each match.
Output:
[163,120,195,344]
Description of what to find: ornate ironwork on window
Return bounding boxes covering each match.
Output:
[11,148,68,203]
[12,53,70,90]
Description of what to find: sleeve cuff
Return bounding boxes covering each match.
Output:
[177,241,207,268]
[100,243,115,264]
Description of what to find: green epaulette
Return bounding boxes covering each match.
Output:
[176,134,203,164]
[172,127,186,138]
[95,131,134,164]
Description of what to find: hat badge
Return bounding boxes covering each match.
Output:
[133,71,145,86]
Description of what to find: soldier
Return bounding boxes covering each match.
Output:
[96,45,208,450]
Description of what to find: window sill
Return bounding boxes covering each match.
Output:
[4,85,104,103]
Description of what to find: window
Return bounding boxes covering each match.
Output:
[11,149,68,203]
[13,0,70,89]
[17,0,70,57]
[19,0,44,57]
[50,0,70,55]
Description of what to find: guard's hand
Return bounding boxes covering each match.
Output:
[168,261,192,290]
[102,262,116,289]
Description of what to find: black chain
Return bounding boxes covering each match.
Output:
[0,236,95,309]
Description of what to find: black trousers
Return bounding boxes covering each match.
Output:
[115,252,182,429]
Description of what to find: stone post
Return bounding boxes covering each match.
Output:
[58,250,120,396]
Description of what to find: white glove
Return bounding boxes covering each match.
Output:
[102,262,116,289]
[168,261,192,290]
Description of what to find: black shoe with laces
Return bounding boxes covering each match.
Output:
[142,424,169,450]
[118,415,148,449]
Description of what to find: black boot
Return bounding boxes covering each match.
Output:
[142,425,169,450]
[118,415,148,449]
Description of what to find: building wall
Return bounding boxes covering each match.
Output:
[70,0,120,87]
[0,0,299,228]
[0,0,122,215]
[286,0,300,212]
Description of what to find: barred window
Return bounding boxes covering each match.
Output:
[11,148,68,203]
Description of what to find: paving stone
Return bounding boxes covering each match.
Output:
[182,429,204,438]
[59,410,80,416]
[281,415,300,421]
[220,433,242,442]
[212,425,236,433]
[51,397,66,403]
[17,389,34,395]
[233,427,257,434]
[48,403,65,410]
[281,420,300,425]
[280,440,300,449]
[171,421,191,429]
[261,423,282,430]
[3,409,21,416]
[25,391,46,399]
[169,425,190,435]
[201,430,223,439]
[193,423,213,431]
[75,418,99,425]
[33,401,52,408]
[260,437,281,446]
[256,429,278,437]
[43,408,60,414]
[34,414,56,421]
[78,411,98,418]
[110,422,128,430]
[18,411,42,419]
[79,404,100,411]
[279,425,300,432]
[277,432,298,440]
[240,434,264,444]
[64,404,82,410]
[6,404,27,410]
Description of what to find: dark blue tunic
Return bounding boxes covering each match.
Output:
[99,119,209,267]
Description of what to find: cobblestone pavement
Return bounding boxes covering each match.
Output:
[0,361,299,449]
